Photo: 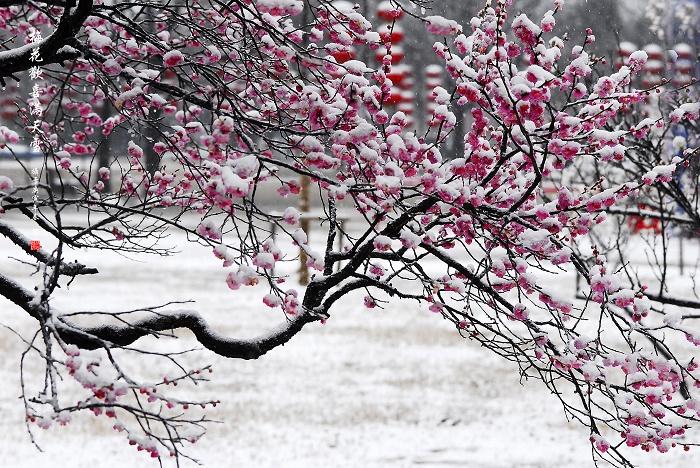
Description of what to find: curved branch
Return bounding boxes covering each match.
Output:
[0,271,318,360]
[59,310,318,359]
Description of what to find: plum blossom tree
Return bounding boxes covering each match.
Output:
[1,0,700,465]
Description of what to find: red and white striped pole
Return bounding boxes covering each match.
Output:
[642,43,665,89]
[615,41,637,70]
[329,1,357,64]
[673,43,694,87]
[375,1,413,126]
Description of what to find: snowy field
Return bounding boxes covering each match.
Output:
[1,213,700,468]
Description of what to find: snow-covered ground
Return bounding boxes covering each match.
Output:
[1,214,699,468]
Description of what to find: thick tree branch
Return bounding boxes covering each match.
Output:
[0,0,91,81]
[0,272,318,359]
[0,221,98,276]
